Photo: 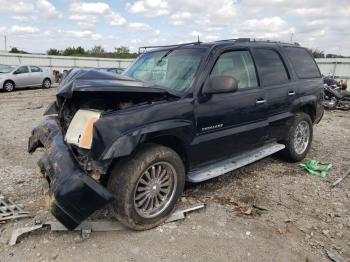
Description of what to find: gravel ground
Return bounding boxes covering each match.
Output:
[0,87,349,262]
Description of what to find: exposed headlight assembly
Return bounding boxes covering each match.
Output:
[65,109,101,149]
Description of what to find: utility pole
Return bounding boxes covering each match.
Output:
[4,35,7,51]
[290,33,294,42]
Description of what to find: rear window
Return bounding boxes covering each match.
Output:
[284,47,321,79]
[253,48,289,86]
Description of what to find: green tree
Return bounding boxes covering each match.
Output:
[89,45,105,56]
[307,48,325,58]
[47,48,61,55]
[114,46,138,58]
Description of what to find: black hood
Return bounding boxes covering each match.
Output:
[57,68,179,98]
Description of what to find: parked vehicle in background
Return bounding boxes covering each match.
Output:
[29,39,324,231]
[0,64,53,92]
[96,67,124,75]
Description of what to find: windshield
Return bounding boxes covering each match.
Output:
[0,65,15,73]
[123,48,205,92]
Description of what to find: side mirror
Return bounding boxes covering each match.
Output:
[13,70,20,75]
[203,75,238,95]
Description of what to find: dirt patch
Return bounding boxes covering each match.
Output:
[0,88,349,261]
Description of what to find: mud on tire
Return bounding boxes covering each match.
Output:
[107,143,185,230]
[281,112,313,162]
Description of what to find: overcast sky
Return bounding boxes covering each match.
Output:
[0,0,349,55]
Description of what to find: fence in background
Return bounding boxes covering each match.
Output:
[315,58,350,80]
[0,52,134,71]
[0,53,349,80]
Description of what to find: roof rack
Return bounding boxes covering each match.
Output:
[213,38,299,46]
[138,41,201,54]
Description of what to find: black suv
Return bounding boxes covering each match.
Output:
[28,39,324,230]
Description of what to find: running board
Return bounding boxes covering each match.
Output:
[187,142,285,183]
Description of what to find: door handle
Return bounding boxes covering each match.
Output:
[256,99,267,104]
[288,91,295,96]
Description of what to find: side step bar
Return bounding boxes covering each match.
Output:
[187,142,285,183]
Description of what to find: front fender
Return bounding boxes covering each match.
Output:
[100,119,193,160]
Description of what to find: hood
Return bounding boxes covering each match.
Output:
[57,68,179,98]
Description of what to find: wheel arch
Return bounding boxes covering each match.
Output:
[3,79,15,88]
[291,95,317,123]
[144,135,189,172]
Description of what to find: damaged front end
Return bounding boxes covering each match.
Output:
[28,69,180,230]
[28,116,114,230]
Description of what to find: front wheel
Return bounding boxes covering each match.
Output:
[42,78,51,89]
[3,81,15,92]
[108,144,185,230]
[281,112,313,162]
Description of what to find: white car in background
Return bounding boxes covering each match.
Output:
[0,64,53,92]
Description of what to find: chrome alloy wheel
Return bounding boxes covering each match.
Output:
[43,79,51,88]
[294,120,310,155]
[4,82,14,92]
[134,162,177,218]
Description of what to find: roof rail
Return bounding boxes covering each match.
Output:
[138,41,201,54]
[214,38,300,46]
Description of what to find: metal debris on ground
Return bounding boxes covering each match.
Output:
[9,204,206,244]
[0,193,31,222]
[166,204,206,222]
[331,168,350,187]
[324,248,346,262]
[300,160,332,177]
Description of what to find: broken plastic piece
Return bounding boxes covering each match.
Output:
[9,225,44,246]
[300,160,332,177]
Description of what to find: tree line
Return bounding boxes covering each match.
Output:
[9,45,139,59]
[8,46,348,59]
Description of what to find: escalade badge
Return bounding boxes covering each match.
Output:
[201,124,223,131]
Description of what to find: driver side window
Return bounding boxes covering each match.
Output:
[211,51,258,90]
[15,66,29,74]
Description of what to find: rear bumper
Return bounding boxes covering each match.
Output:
[28,116,114,230]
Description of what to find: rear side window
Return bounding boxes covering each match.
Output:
[253,48,289,86]
[284,47,321,79]
[30,66,42,72]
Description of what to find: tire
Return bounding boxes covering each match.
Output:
[42,78,51,89]
[3,80,15,92]
[107,143,185,230]
[281,112,313,162]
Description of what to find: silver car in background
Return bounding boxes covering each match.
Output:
[0,64,53,92]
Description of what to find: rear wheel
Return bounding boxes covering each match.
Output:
[3,81,15,92]
[42,78,51,89]
[281,112,313,162]
[108,144,185,230]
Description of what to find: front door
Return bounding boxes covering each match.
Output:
[191,49,269,168]
[13,66,32,87]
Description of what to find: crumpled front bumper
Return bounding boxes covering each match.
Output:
[28,116,114,230]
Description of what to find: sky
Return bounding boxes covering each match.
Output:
[0,0,349,55]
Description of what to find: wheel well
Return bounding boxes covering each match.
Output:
[299,104,316,123]
[43,78,51,82]
[3,80,15,88]
[147,135,189,171]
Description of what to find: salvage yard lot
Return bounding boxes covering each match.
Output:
[0,88,349,262]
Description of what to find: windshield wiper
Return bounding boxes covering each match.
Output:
[156,49,175,66]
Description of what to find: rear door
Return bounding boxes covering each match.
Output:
[251,47,294,140]
[12,66,31,87]
[29,66,44,86]
[191,49,268,167]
